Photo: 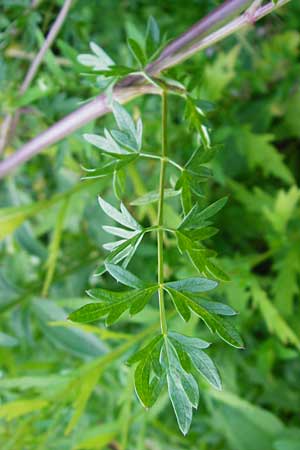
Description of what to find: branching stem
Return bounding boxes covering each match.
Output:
[140,152,183,171]
[157,90,168,336]
[0,0,290,177]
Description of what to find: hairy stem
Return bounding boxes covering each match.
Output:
[157,91,168,336]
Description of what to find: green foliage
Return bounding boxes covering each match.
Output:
[68,70,239,430]
[1,1,300,449]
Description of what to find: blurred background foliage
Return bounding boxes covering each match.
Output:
[0,1,300,449]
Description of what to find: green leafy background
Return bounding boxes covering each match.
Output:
[0,0,300,449]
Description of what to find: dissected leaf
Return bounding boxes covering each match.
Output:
[131,189,179,206]
[165,277,218,293]
[112,100,137,141]
[105,263,147,289]
[146,16,160,57]
[166,288,191,322]
[69,286,157,324]
[98,197,142,231]
[170,332,221,390]
[252,283,300,349]
[178,197,228,230]
[127,38,147,67]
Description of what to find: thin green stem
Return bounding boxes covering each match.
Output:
[140,152,161,160]
[140,152,183,171]
[167,157,183,171]
[157,90,168,336]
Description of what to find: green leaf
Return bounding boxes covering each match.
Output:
[32,299,107,357]
[234,126,294,184]
[209,389,284,450]
[105,263,146,289]
[84,133,129,158]
[168,331,210,350]
[252,283,300,349]
[180,227,219,241]
[274,440,300,450]
[0,196,67,241]
[186,145,218,166]
[131,336,164,407]
[82,156,138,180]
[42,198,68,297]
[178,197,228,230]
[146,16,160,57]
[127,38,147,67]
[90,42,114,66]
[162,340,197,435]
[169,332,221,390]
[69,286,157,324]
[134,356,152,407]
[186,165,213,179]
[130,189,180,206]
[120,202,142,230]
[179,171,193,215]
[0,399,48,421]
[190,296,237,316]
[113,168,127,200]
[102,226,138,239]
[95,65,135,77]
[264,186,300,234]
[167,291,243,348]
[165,277,218,293]
[187,297,244,348]
[65,366,102,435]
[0,331,18,348]
[166,288,191,322]
[184,96,211,148]
[77,43,114,71]
[98,197,142,231]
[272,247,300,316]
[75,422,119,449]
[175,230,220,259]
[112,101,137,140]
[167,370,193,435]
[110,129,138,152]
[178,369,199,409]
[163,342,199,407]
[101,232,144,270]
[127,335,163,365]
[195,99,216,113]
[199,46,239,101]
[188,348,221,390]
[205,260,231,282]
[15,81,54,108]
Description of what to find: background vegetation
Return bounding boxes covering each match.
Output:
[0,1,300,449]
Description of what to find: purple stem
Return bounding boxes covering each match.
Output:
[152,0,252,62]
[20,0,73,93]
[0,0,290,179]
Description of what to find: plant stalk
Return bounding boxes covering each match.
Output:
[0,0,291,177]
[157,91,168,336]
